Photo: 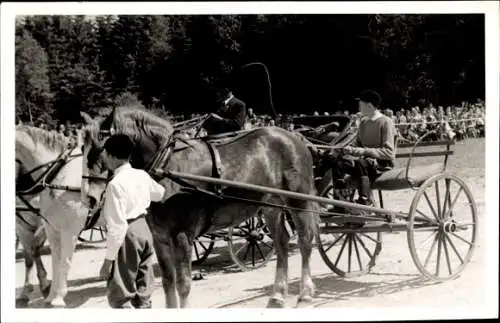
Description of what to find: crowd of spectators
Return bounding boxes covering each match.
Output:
[17,100,485,146]
[245,100,486,142]
[16,120,84,148]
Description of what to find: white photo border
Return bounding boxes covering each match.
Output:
[1,1,498,322]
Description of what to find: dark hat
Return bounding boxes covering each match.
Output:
[355,90,382,108]
[103,134,134,160]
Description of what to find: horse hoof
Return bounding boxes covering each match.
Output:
[16,297,29,308]
[266,297,285,308]
[41,284,51,298]
[49,297,67,308]
[296,296,314,308]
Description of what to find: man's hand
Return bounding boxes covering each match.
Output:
[99,259,114,280]
[210,113,223,121]
[342,146,365,157]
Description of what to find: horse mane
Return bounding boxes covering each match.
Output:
[16,125,70,152]
[111,105,175,146]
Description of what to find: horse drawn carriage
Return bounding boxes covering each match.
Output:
[169,112,476,281]
[172,111,476,281]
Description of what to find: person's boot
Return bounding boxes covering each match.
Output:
[348,176,374,224]
[356,176,374,207]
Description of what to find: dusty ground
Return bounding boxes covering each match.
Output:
[15,138,495,316]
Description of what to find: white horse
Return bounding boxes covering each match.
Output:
[16,125,88,307]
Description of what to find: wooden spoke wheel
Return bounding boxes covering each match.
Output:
[317,184,382,277]
[318,222,382,277]
[227,215,275,271]
[407,173,478,281]
[78,226,107,243]
[191,234,215,266]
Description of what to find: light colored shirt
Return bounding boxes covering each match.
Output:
[103,162,165,260]
[356,110,395,163]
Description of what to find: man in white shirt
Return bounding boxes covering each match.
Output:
[99,134,165,308]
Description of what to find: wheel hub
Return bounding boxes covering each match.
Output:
[443,221,457,233]
[247,230,262,241]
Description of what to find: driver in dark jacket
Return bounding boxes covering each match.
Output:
[203,90,247,136]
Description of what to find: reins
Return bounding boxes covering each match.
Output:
[16,141,82,229]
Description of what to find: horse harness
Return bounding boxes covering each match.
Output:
[147,131,225,196]
[16,143,82,231]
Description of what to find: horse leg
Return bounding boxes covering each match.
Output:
[15,222,39,306]
[290,203,318,307]
[50,208,87,308]
[32,226,51,298]
[263,207,290,308]
[17,245,36,305]
[43,222,61,306]
[49,229,74,307]
[152,237,178,308]
[173,232,192,308]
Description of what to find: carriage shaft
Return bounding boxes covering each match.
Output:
[167,171,408,218]
[321,223,437,234]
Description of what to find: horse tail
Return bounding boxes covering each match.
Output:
[240,62,277,118]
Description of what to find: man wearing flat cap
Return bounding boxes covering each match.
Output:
[339,89,395,207]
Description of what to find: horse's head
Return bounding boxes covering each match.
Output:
[80,106,175,210]
[15,125,71,190]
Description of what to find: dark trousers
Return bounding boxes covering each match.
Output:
[107,216,155,309]
[349,157,382,183]
[334,156,388,203]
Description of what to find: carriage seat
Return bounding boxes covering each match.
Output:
[371,163,444,191]
[343,162,444,191]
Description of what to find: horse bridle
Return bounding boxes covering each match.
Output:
[16,142,82,195]
[81,129,112,184]
[16,143,81,229]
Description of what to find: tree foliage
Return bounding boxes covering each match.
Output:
[15,14,485,124]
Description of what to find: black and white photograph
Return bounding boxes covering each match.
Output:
[1,1,498,322]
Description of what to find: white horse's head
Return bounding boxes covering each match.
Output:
[15,125,72,186]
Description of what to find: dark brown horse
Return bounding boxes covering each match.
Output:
[80,106,319,308]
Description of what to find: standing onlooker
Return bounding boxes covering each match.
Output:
[99,134,165,308]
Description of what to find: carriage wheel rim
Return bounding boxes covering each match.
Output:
[78,226,107,243]
[192,235,215,266]
[318,227,382,277]
[228,216,275,272]
[317,184,382,277]
[407,173,478,281]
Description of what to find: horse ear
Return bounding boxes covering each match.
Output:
[80,111,93,124]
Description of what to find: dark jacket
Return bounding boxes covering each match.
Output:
[205,96,247,135]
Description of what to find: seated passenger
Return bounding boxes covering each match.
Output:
[325,90,395,207]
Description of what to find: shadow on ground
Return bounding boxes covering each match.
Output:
[215,273,441,308]
[151,241,302,277]
[16,276,107,308]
